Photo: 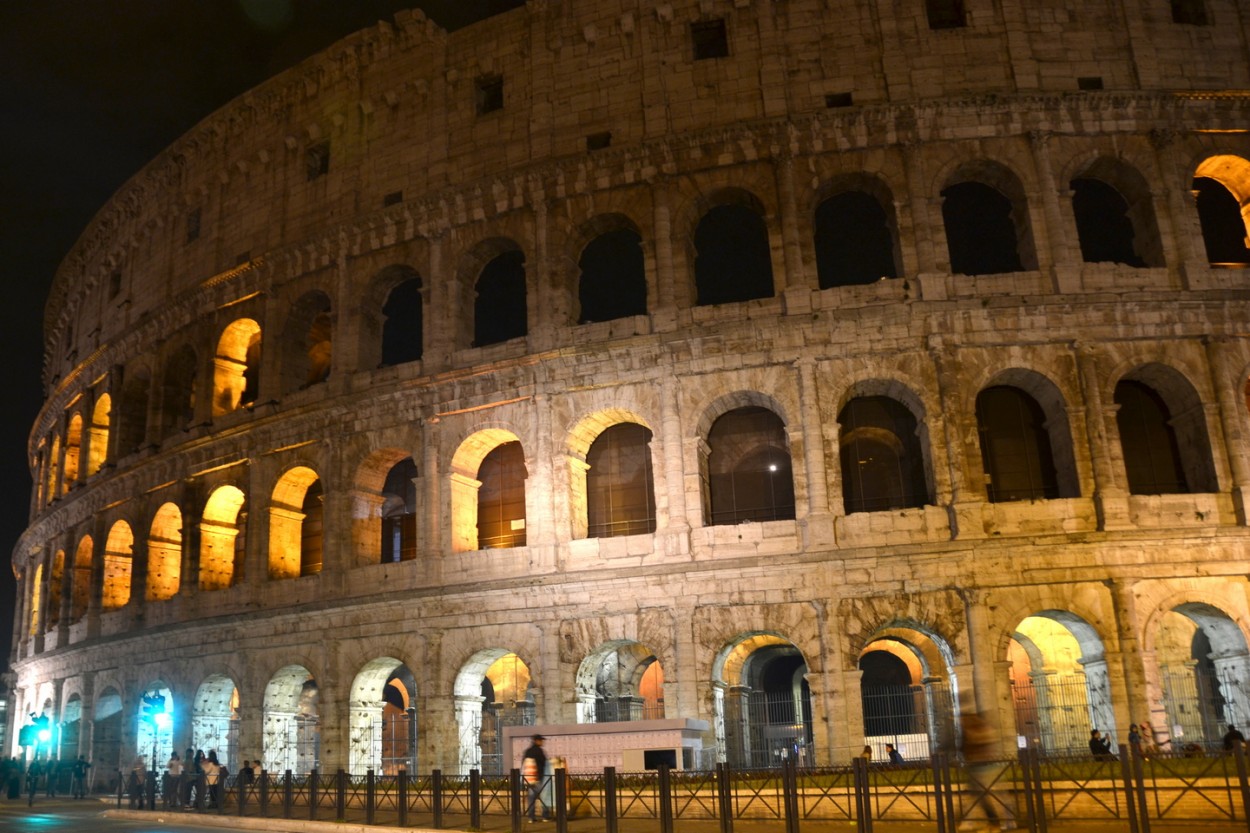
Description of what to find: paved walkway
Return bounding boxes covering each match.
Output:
[98,806,1250,833]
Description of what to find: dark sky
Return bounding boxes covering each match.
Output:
[0,0,521,672]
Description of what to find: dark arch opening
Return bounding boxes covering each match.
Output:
[586,423,657,538]
[1071,178,1147,266]
[706,406,795,525]
[859,652,918,737]
[579,228,647,323]
[694,205,774,306]
[838,396,928,514]
[814,191,898,287]
[475,251,527,347]
[941,181,1024,275]
[381,278,424,366]
[976,386,1060,502]
[1194,177,1250,266]
[1114,380,1189,495]
[381,458,418,563]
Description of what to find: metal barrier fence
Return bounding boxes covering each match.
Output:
[113,744,1250,832]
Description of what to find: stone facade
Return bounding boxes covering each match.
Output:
[9,0,1250,779]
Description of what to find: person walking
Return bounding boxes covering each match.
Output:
[521,734,550,823]
[70,755,91,799]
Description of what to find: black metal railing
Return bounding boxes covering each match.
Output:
[106,744,1250,833]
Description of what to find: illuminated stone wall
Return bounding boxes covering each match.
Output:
[10,0,1250,773]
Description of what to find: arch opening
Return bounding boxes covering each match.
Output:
[348,658,418,776]
[263,666,319,774]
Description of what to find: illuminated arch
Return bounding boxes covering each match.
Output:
[146,502,182,601]
[200,485,245,591]
[87,393,111,475]
[268,466,323,579]
[212,318,262,416]
[101,520,134,610]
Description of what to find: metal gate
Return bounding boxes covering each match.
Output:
[862,681,954,758]
[725,690,814,769]
[477,701,535,776]
[1161,666,1237,751]
[1012,674,1092,755]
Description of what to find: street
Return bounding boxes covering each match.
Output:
[0,796,224,832]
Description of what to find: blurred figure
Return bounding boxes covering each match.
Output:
[958,711,1016,831]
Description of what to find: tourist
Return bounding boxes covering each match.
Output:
[522,734,550,823]
[1223,724,1245,752]
[886,743,904,766]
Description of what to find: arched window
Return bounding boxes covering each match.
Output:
[941,181,1025,275]
[45,550,64,632]
[586,424,657,538]
[579,228,647,323]
[475,251,527,347]
[101,520,134,611]
[146,503,182,602]
[926,0,965,28]
[87,393,111,475]
[1071,179,1147,266]
[28,564,42,636]
[63,414,83,490]
[975,386,1059,502]
[119,367,152,454]
[269,467,323,579]
[1194,177,1250,266]
[159,345,197,439]
[1120,377,1215,492]
[478,441,527,549]
[200,485,245,591]
[838,396,928,514]
[213,319,261,416]
[381,458,418,563]
[70,536,92,623]
[381,278,424,366]
[694,203,774,306]
[705,406,795,524]
[281,292,332,393]
[814,191,898,287]
[45,434,61,505]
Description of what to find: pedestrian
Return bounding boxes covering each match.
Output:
[959,710,1015,830]
[1128,724,1142,757]
[859,745,873,762]
[1088,729,1114,760]
[71,755,91,799]
[203,750,221,809]
[886,743,904,766]
[128,755,147,809]
[165,752,182,807]
[1224,724,1246,752]
[522,734,550,822]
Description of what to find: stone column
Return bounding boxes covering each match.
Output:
[1029,131,1080,293]
[659,375,691,536]
[795,359,834,544]
[775,152,810,311]
[651,183,680,330]
[902,142,942,275]
[527,190,557,352]
[961,589,1015,757]
[1074,342,1131,528]
[1148,129,1203,285]
[1205,338,1250,524]
[421,420,443,585]
[1107,579,1158,742]
[530,395,558,573]
[929,340,983,538]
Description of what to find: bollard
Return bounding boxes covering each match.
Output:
[116,769,123,809]
[398,769,409,827]
[510,768,523,833]
[260,769,269,817]
[432,768,443,829]
[1130,748,1151,833]
[554,767,568,833]
[366,769,376,825]
[282,769,293,819]
[658,764,674,833]
[604,766,619,833]
[931,754,947,833]
[238,771,247,816]
[335,769,346,821]
[1119,748,1140,833]
[715,763,733,833]
[470,768,482,829]
[195,772,206,812]
[147,769,157,810]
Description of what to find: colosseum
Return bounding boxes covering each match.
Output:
[7,0,1250,785]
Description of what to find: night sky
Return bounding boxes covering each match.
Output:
[0,1,522,672]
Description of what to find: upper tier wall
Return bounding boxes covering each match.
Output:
[42,0,1250,381]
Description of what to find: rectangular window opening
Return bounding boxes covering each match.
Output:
[1171,0,1209,25]
[926,0,966,29]
[108,272,122,300]
[691,19,729,60]
[185,207,201,244]
[476,75,504,115]
[586,131,612,151]
[825,92,854,108]
[1077,76,1104,91]
[306,141,330,181]
[383,190,404,207]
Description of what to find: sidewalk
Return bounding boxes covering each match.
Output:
[101,807,1250,833]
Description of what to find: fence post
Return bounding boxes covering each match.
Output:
[604,766,619,833]
[931,754,946,833]
[238,771,247,816]
[1130,748,1151,833]
[716,763,733,833]
[1234,747,1250,833]
[510,768,523,833]
[783,758,801,833]
[1119,747,1140,833]
[308,769,319,820]
[942,754,957,827]
[398,770,409,827]
[366,769,376,825]
[217,773,226,815]
[335,769,346,821]
[432,768,443,829]
[195,771,206,812]
[1028,746,1047,833]
[259,769,269,817]
[282,770,293,819]
[658,764,674,833]
[853,757,873,833]
[554,767,568,833]
[470,768,482,829]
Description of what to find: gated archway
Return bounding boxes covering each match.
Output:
[192,675,239,770]
[348,658,418,776]
[713,633,814,768]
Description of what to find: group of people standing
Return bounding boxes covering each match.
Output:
[138,748,261,810]
[1,755,91,800]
